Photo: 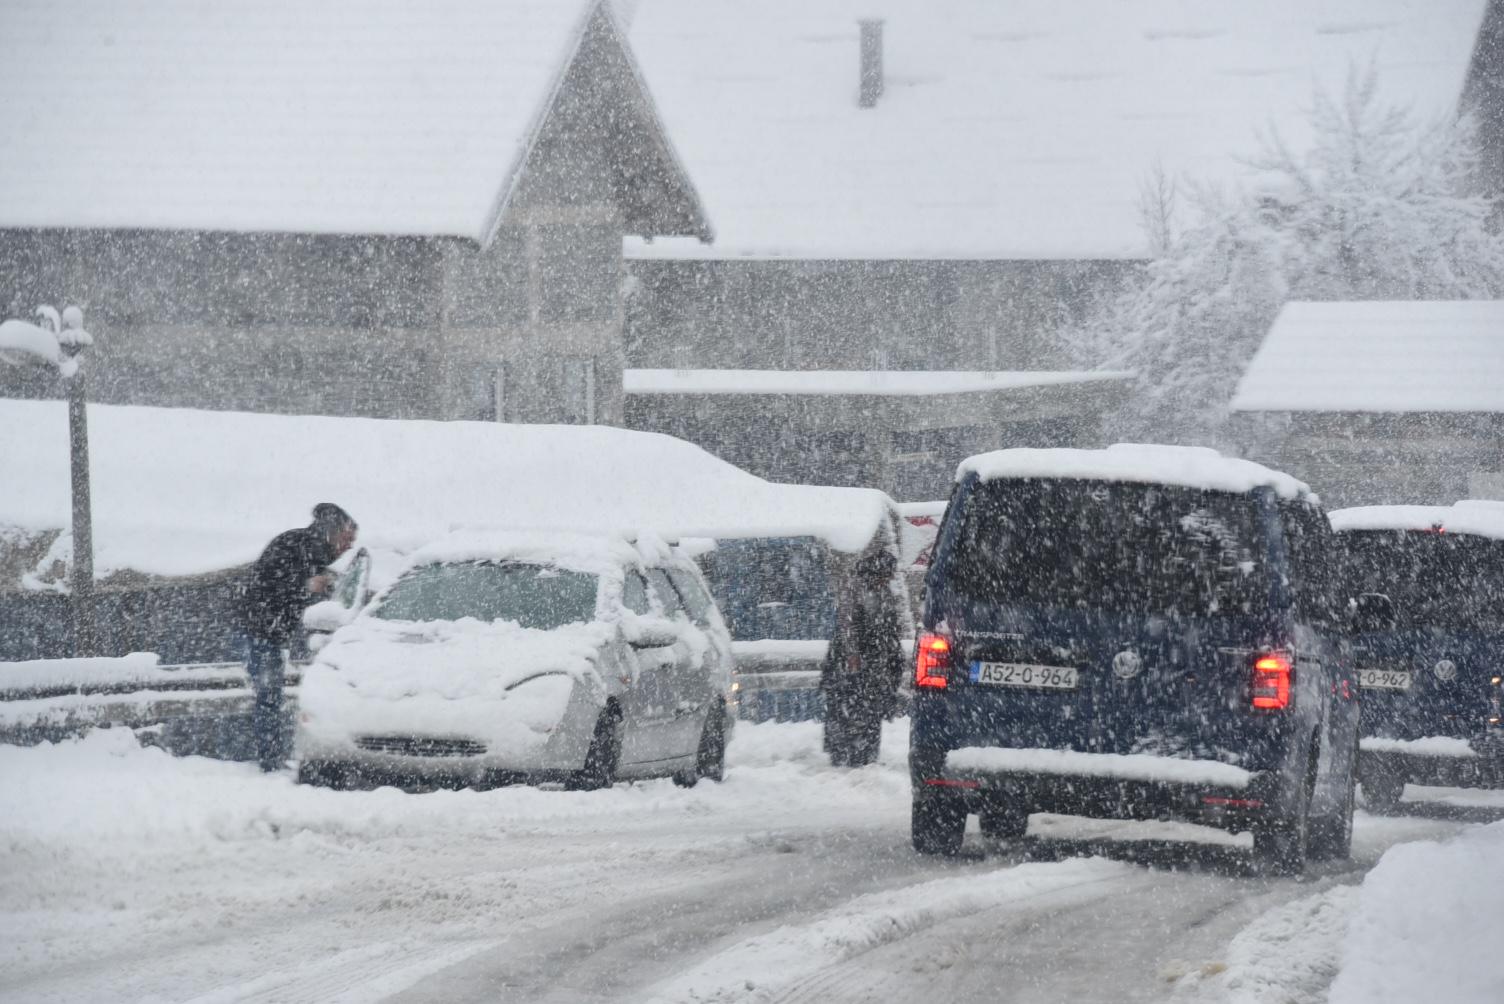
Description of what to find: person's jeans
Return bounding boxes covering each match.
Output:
[243,635,289,772]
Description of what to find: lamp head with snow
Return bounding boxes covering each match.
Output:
[0,305,91,377]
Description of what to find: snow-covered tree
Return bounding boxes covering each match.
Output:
[1071,67,1504,442]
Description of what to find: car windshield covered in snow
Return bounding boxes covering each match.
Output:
[947,478,1269,617]
[1339,530,1504,632]
[371,560,598,629]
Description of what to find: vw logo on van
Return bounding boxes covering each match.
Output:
[1433,658,1458,681]
[1112,650,1143,680]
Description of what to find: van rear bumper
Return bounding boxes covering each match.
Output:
[914,748,1278,832]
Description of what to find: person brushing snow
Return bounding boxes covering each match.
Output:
[239,503,358,772]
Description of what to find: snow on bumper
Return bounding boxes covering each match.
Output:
[296,672,597,778]
[943,746,1253,789]
[931,747,1261,827]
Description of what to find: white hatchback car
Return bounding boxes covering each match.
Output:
[295,531,734,790]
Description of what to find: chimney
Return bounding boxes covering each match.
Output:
[859,19,884,108]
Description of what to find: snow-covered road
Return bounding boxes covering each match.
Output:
[3,721,1500,1004]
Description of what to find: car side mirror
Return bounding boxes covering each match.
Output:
[303,599,355,635]
[1350,592,1396,633]
[623,615,679,649]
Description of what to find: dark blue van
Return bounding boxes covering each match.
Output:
[1332,501,1504,812]
[912,445,1359,874]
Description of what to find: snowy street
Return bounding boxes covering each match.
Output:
[5,720,1500,1004]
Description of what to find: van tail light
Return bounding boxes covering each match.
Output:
[915,632,953,689]
[1251,652,1293,710]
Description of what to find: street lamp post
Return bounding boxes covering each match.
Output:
[0,305,96,655]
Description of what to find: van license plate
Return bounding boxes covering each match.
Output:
[1358,669,1411,690]
[971,662,1078,690]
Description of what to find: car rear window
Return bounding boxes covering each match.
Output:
[373,560,599,630]
[1339,530,1504,632]
[946,478,1271,617]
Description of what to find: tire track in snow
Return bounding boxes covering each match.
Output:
[637,857,1137,1004]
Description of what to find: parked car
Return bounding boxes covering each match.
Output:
[910,444,1359,874]
[1332,500,1504,812]
[295,530,734,790]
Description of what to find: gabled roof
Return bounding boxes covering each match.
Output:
[1231,301,1504,413]
[622,0,1486,261]
[0,0,708,243]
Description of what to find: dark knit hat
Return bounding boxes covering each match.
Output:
[312,502,357,530]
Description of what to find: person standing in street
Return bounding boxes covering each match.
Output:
[239,502,357,772]
[821,545,904,767]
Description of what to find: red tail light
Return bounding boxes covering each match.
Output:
[915,632,952,689]
[1251,652,1292,710]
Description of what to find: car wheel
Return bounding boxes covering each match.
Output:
[566,704,622,792]
[296,760,347,789]
[1310,742,1357,862]
[1361,768,1404,814]
[696,702,727,783]
[912,794,966,856]
[979,804,1029,841]
[1253,746,1316,876]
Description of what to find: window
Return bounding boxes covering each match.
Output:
[560,357,595,425]
[666,568,714,625]
[622,570,652,616]
[647,568,685,617]
[1282,503,1338,625]
[374,561,598,629]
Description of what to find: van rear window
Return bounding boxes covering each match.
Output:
[1339,531,1504,632]
[946,479,1270,617]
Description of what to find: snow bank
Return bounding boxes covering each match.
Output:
[0,653,161,694]
[957,444,1312,500]
[947,746,1252,789]
[1328,821,1504,1004]
[1360,736,1477,759]
[0,400,896,584]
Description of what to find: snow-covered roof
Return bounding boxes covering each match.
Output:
[1231,301,1504,413]
[0,0,707,242]
[0,401,899,582]
[622,0,1486,261]
[1330,502,1504,541]
[958,444,1313,501]
[623,368,1132,396]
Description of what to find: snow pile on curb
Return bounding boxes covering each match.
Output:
[1328,820,1504,1004]
[0,653,161,693]
[1169,885,1357,1004]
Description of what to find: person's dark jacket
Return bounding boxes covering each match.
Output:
[240,527,336,643]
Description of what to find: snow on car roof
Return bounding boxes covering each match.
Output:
[957,444,1313,501]
[623,0,1485,261]
[1230,301,1504,414]
[1330,503,1504,541]
[405,530,647,579]
[0,400,896,582]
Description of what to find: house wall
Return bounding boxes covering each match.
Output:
[1233,411,1504,507]
[624,258,1133,371]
